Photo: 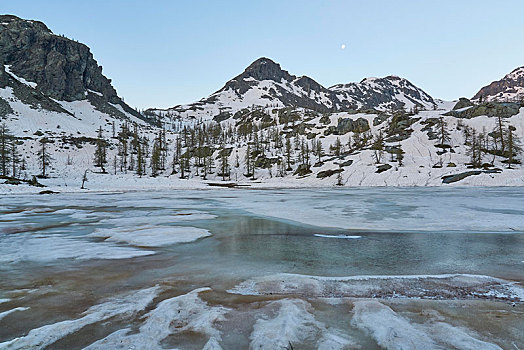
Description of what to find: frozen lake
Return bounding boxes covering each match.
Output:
[0,187,523,349]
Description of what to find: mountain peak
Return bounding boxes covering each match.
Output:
[240,57,292,82]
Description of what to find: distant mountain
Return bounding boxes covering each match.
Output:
[148,57,436,121]
[330,75,435,111]
[473,66,524,102]
[0,15,150,124]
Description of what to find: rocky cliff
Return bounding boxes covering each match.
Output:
[0,15,148,123]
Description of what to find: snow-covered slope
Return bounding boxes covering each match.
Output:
[331,75,436,111]
[148,57,436,123]
[1,16,523,194]
[473,66,524,102]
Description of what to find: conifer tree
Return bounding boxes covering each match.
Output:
[94,126,107,173]
[506,126,522,168]
[438,117,451,146]
[316,140,323,163]
[38,138,52,178]
[0,123,12,177]
[151,141,161,176]
[10,141,19,178]
[285,137,293,171]
[218,143,230,181]
[136,141,145,176]
[371,132,385,164]
[245,143,252,177]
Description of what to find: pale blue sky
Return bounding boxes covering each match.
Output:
[2,0,524,109]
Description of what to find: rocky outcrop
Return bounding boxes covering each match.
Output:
[336,117,370,134]
[0,15,147,123]
[452,97,474,110]
[444,102,521,119]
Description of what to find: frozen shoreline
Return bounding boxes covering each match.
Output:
[2,171,524,196]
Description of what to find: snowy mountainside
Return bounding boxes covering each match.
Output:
[147,57,436,124]
[330,75,436,112]
[0,15,523,193]
[473,66,524,102]
[2,97,524,194]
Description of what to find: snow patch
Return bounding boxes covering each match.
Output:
[4,65,38,88]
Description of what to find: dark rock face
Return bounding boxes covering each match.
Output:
[0,15,149,122]
[473,66,524,101]
[0,15,117,102]
[452,97,474,110]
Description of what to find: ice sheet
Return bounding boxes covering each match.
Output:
[90,226,212,247]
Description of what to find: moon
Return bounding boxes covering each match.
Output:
[341,44,346,50]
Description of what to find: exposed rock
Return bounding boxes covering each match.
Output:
[294,163,312,176]
[337,159,353,167]
[373,114,388,126]
[376,164,392,173]
[442,169,501,184]
[452,97,474,110]
[444,102,521,119]
[324,117,370,136]
[0,15,147,123]
[316,168,343,179]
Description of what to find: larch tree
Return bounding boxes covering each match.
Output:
[94,126,107,173]
[506,126,522,169]
[38,138,52,178]
[0,122,12,177]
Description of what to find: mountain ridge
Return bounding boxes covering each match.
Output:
[147,57,437,122]
[473,66,524,102]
